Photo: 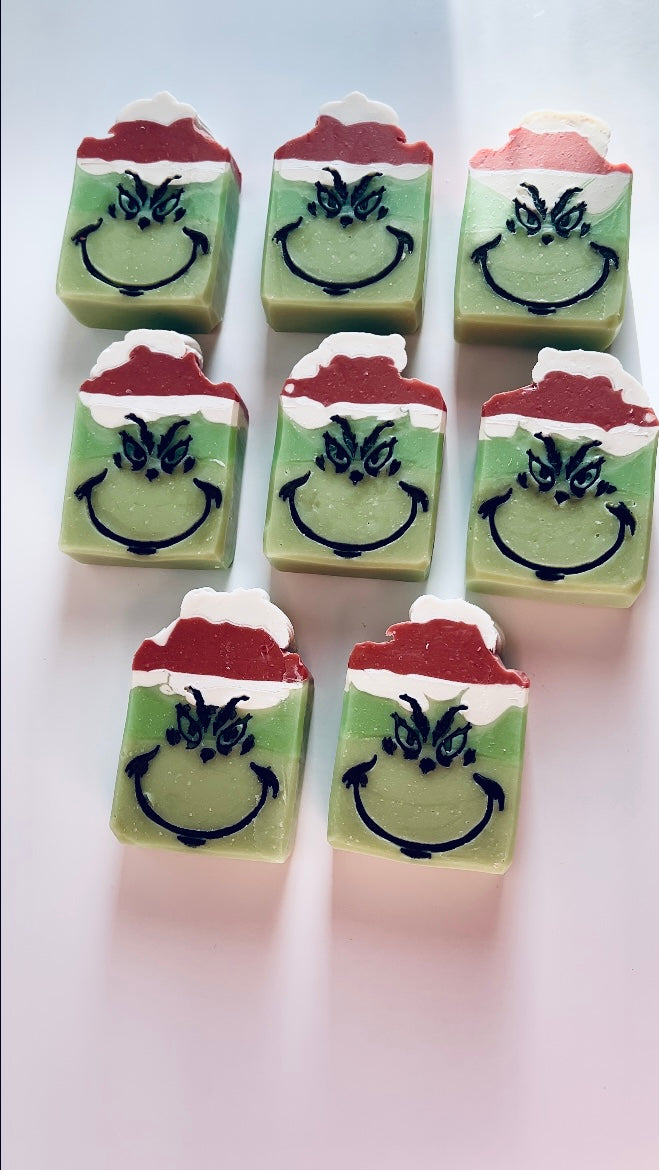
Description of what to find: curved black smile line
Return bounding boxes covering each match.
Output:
[273,219,414,296]
[75,468,222,556]
[479,489,636,582]
[72,219,210,297]
[126,748,279,848]
[471,237,619,316]
[342,755,505,860]
[279,472,428,559]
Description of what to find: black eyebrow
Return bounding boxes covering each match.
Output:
[124,170,148,205]
[534,432,562,472]
[519,182,547,218]
[350,171,384,206]
[360,420,394,456]
[150,175,182,207]
[550,186,584,220]
[124,412,154,453]
[157,418,190,456]
[565,440,603,479]
[322,167,348,201]
[329,414,358,456]
[432,704,469,745]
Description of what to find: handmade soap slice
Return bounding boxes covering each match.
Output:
[454,111,632,349]
[111,588,312,860]
[467,349,659,607]
[60,330,247,568]
[261,92,433,333]
[328,597,529,872]
[264,333,446,580]
[57,92,241,331]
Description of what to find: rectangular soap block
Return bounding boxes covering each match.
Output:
[60,331,247,568]
[263,334,446,580]
[466,350,659,607]
[454,112,632,349]
[328,598,529,873]
[57,92,240,332]
[111,589,312,861]
[261,92,433,334]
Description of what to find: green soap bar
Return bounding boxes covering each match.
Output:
[454,111,632,349]
[466,349,659,607]
[111,588,312,861]
[60,331,248,569]
[328,597,529,873]
[264,334,446,580]
[261,92,433,334]
[56,92,240,333]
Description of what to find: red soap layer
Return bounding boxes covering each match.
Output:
[275,116,432,166]
[482,371,657,430]
[134,619,310,683]
[82,348,247,415]
[77,117,242,186]
[470,126,631,175]
[349,619,529,687]
[284,355,445,411]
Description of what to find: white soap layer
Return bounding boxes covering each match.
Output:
[533,349,650,408]
[281,396,445,432]
[318,92,400,127]
[274,159,429,183]
[132,670,302,710]
[408,597,500,651]
[520,110,611,157]
[479,414,657,455]
[80,392,243,429]
[289,333,407,379]
[76,158,229,184]
[469,168,630,216]
[346,669,527,725]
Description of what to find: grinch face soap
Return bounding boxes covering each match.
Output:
[328,597,529,872]
[112,588,312,860]
[264,333,446,580]
[454,112,632,349]
[467,350,659,606]
[57,92,241,332]
[60,330,247,568]
[261,92,433,333]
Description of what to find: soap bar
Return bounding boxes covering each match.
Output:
[60,331,247,568]
[466,349,659,607]
[264,333,446,580]
[454,111,632,349]
[328,598,529,872]
[261,92,433,333]
[111,588,312,860]
[57,92,241,332]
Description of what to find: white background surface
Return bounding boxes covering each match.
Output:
[2,3,658,1167]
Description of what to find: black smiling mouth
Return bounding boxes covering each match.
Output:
[75,468,222,556]
[342,755,505,860]
[471,236,619,315]
[479,488,636,581]
[126,747,279,848]
[72,218,210,296]
[273,218,414,296]
[279,471,428,558]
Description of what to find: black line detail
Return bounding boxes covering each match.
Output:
[72,220,210,296]
[75,469,221,555]
[470,236,619,315]
[273,220,414,296]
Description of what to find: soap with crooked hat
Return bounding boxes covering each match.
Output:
[454,111,632,349]
[60,331,248,568]
[261,92,433,333]
[263,333,446,580]
[57,92,241,331]
[467,349,658,606]
[111,589,312,860]
[327,598,529,872]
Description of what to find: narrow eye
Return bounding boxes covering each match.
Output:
[353,187,385,221]
[315,184,344,218]
[151,190,183,223]
[392,714,423,760]
[363,438,396,476]
[119,431,148,470]
[569,458,603,496]
[175,705,202,749]
[514,200,542,235]
[527,451,556,491]
[436,725,470,766]
[323,432,352,472]
[117,184,141,219]
[553,203,585,237]
[215,716,250,754]
[160,436,192,474]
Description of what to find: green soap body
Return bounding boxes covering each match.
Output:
[264,408,444,580]
[60,402,246,568]
[57,167,239,332]
[467,428,657,606]
[328,687,526,872]
[112,682,312,861]
[261,172,432,333]
[454,175,631,349]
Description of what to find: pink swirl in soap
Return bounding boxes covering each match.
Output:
[285,355,445,410]
[275,116,432,165]
[81,348,246,412]
[483,371,657,430]
[470,126,631,174]
[134,619,310,682]
[77,117,242,185]
[349,619,529,687]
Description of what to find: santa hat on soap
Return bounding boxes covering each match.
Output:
[273,91,432,186]
[469,110,631,215]
[76,91,241,187]
[281,333,445,432]
[132,588,310,710]
[346,597,529,724]
[480,349,659,456]
[79,330,247,430]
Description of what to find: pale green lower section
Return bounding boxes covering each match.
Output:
[60,403,246,568]
[261,172,431,333]
[111,683,312,861]
[263,411,444,580]
[454,177,631,349]
[466,430,657,606]
[328,687,526,873]
[56,168,239,332]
